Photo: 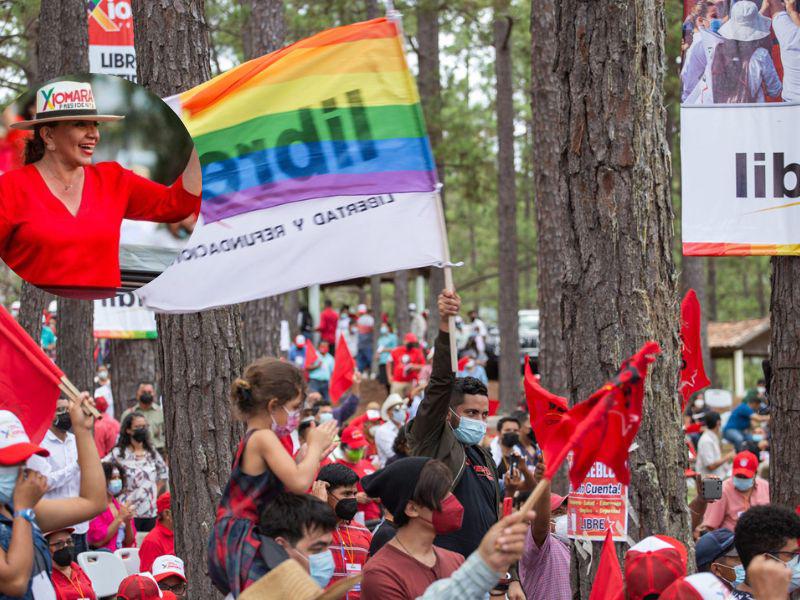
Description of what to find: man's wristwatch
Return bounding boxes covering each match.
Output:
[13,508,36,523]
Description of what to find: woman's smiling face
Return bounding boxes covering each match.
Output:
[43,120,100,167]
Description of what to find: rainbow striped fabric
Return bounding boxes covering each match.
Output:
[171,18,437,224]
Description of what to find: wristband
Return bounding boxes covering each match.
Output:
[13,508,36,524]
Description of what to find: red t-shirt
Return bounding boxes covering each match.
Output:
[51,562,97,600]
[389,347,426,382]
[138,521,175,572]
[0,162,200,291]
[336,457,381,521]
[319,307,340,345]
[361,542,464,600]
[329,522,372,600]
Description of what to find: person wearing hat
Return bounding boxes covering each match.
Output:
[330,426,380,524]
[700,451,770,535]
[360,458,464,599]
[45,526,97,599]
[0,79,202,295]
[355,304,375,375]
[139,492,174,573]
[624,535,688,600]
[314,463,373,599]
[0,399,106,599]
[373,394,407,468]
[289,335,308,370]
[116,573,167,600]
[695,528,744,589]
[152,555,187,598]
[386,333,425,397]
[659,572,734,599]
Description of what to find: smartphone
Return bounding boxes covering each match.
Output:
[508,455,519,471]
[702,478,723,501]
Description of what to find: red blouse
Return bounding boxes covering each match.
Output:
[0,162,200,292]
[51,562,97,600]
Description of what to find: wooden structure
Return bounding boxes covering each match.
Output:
[708,317,770,397]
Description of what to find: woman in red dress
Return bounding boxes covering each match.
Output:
[0,79,201,296]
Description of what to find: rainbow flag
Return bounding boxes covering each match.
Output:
[170,18,437,224]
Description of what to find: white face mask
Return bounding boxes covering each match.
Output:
[757,386,766,395]
[693,399,704,409]
[552,515,569,545]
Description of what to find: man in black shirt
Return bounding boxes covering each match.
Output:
[406,290,524,599]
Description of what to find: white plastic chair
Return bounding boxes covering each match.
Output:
[114,547,141,575]
[77,551,129,597]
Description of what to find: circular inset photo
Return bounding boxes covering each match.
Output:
[0,73,201,299]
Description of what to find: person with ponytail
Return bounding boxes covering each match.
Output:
[208,357,338,598]
[0,79,201,296]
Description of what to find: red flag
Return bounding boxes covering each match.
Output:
[329,333,355,404]
[304,340,319,372]
[679,289,710,411]
[544,342,661,488]
[589,527,624,600]
[0,306,62,443]
[523,358,568,467]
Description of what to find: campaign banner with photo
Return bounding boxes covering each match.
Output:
[138,18,446,312]
[680,0,800,254]
[94,292,157,339]
[88,0,137,82]
[567,461,628,542]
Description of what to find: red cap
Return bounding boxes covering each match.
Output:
[550,494,568,513]
[340,425,368,449]
[660,573,731,599]
[117,574,162,600]
[0,410,49,465]
[403,333,418,344]
[457,356,470,371]
[156,491,171,515]
[732,451,758,478]
[94,396,109,414]
[624,535,687,600]
[43,527,75,538]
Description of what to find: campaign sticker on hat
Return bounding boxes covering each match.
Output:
[732,451,758,478]
[152,555,186,583]
[0,410,49,465]
[341,425,368,449]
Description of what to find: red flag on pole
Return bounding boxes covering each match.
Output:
[679,289,710,411]
[544,342,661,488]
[523,358,568,466]
[0,305,63,443]
[589,527,624,600]
[304,340,319,372]
[329,333,355,404]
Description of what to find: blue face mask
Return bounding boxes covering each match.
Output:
[450,409,487,446]
[787,555,800,592]
[709,18,722,33]
[318,412,334,424]
[108,479,123,496]
[733,477,755,492]
[0,465,18,505]
[751,434,764,442]
[733,564,746,587]
[307,549,335,588]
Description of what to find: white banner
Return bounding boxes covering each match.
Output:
[88,0,137,82]
[681,103,800,255]
[137,191,446,313]
[94,292,157,339]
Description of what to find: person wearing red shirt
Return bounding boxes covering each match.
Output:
[315,463,373,600]
[387,334,426,397]
[139,492,175,573]
[46,527,97,600]
[331,426,381,524]
[319,300,340,347]
[0,80,201,295]
[92,396,120,458]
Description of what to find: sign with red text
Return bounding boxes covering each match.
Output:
[88,0,137,81]
[567,460,628,542]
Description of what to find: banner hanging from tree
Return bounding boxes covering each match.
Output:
[88,0,137,82]
[680,0,800,255]
[567,460,629,542]
[138,18,446,312]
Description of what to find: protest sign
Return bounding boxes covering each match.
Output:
[138,18,446,312]
[94,292,157,339]
[88,0,137,82]
[567,461,629,542]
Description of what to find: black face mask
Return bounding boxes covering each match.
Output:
[53,413,71,432]
[406,342,418,351]
[132,428,149,443]
[335,497,359,521]
[501,432,520,448]
[52,546,74,568]
[139,392,154,405]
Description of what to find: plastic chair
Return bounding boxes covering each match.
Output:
[114,547,141,575]
[77,551,129,597]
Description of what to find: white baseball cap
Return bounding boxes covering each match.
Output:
[0,410,49,466]
[152,555,186,583]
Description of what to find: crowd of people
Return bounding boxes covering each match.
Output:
[1,289,798,600]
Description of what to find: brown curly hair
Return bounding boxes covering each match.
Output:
[231,357,306,417]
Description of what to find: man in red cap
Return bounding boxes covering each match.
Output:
[117,573,176,600]
[700,451,770,535]
[386,333,425,397]
[624,535,687,600]
[92,395,120,458]
[331,426,379,523]
[152,554,187,598]
[139,492,174,572]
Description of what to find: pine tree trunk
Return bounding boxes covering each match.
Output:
[416,0,445,342]
[394,271,410,338]
[36,0,88,78]
[133,3,243,598]
[109,339,158,416]
[239,0,285,364]
[531,1,689,596]
[494,4,519,411]
[18,285,50,343]
[707,260,718,321]
[57,299,95,393]
[769,257,800,509]
[681,257,711,386]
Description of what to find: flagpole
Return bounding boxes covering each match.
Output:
[434,187,459,373]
